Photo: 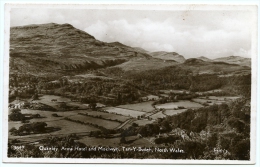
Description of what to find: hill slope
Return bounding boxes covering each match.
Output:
[196,56,213,62]
[10,23,152,75]
[214,56,251,67]
[149,51,186,63]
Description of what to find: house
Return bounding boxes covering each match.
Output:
[14,103,22,109]
[190,131,195,138]
[23,114,33,119]
[21,101,30,108]
[96,103,106,108]
[170,128,186,136]
[137,133,143,138]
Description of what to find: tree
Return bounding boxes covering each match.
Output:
[180,141,206,159]
[231,139,250,160]
[120,137,126,144]
[59,102,67,110]
[32,122,47,132]
[9,109,24,121]
[89,103,97,110]
[132,123,138,127]
[32,93,39,100]
[9,127,18,135]
[52,113,59,117]
[10,108,21,114]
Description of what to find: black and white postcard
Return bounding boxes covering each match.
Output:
[2,3,258,164]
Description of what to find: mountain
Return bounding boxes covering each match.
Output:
[9,23,251,77]
[149,51,186,63]
[214,56,251,67]
[9,23,153,75]
[196,56,213,62]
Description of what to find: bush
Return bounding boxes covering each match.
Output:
[52,113,59,117]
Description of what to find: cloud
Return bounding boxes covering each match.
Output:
[233,48,251,58]
[84,17,252,58]
[10,8,254,59]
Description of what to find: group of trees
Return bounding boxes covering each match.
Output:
[78,113,123,123]
[8,108,24,121]
[9,122,47,136]
[102,66,251,98]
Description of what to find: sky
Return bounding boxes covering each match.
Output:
[10,6,256,59]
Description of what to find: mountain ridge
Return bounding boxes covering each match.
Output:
[9,23,251,75]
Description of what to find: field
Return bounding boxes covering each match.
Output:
[192,98,226,105]
[45,119,98,135]
[104,107,145,117]
[155,100,203,109]
[195,89,222,95]
[206,96,240,101]
[9,119,98,139]
[84,111,130,122]
[149,111,166,119]
[192,96,239,105]
[75,73,112,80]
[68,114,121,129]
[163,109,187,116]
[18,109,86,122]
[35,95,71,104]
[160,90,187,94]
[8,109,84,131]
[192,98,211,104]
[142,95,159,100]
[33,95,88,110]
[117,101,155,112]
[132,119,155,126]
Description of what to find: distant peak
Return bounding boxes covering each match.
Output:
[184,58,207,65]
[198,56,208,59]
[149,51,185,63]
[61,23,74,27]
[215,55,250,60]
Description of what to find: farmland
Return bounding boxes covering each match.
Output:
[163,109,187,116]
[155,100,203,109]
[44,119,98,135]
[132,119,155,126]
[206,96,240,101]
[192,98,225,105]
[84,111,130,122]
[9,119,98,139]
[149,111,166,119]
[104,107,145,117]
[8,109,84,131]
[33,95,89,110]
[142,95,159,101]
[68,114,121,129]
[117,101,155,112]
